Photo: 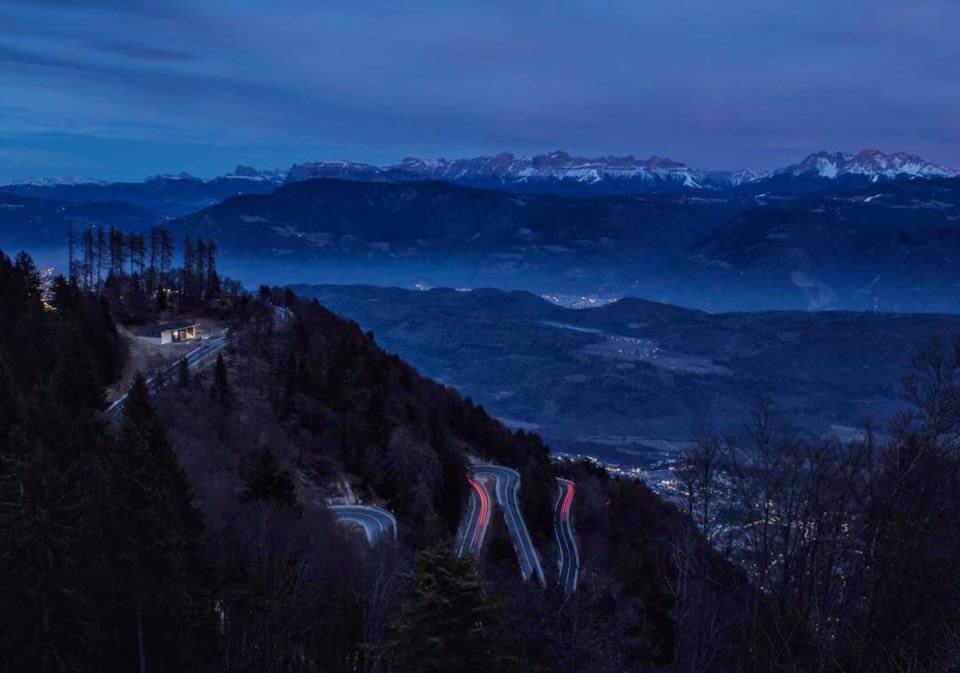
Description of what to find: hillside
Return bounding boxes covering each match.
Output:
[0,251,750,671]
[170,177,744,297]
[291,284,960,463]
[170,176,960,312]
[2,249,959,671]
[0,192,160,250]
[0,174,280,217]
[4,173,960,311]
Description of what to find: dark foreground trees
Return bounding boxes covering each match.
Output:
[108,373,215,673]
[386,544,501,673]
[5,248,960,673]
[0,251,215,672]
[676,336,960,672]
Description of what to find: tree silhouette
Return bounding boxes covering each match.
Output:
[177,357,189,388]
[241,447,297,506]
[386,543,500,673]
[111,372,215,672]
[212,354,229,403]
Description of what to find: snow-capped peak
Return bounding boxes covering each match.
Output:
[223,165,287,183]
[782,150,957,181]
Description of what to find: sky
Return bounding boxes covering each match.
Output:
[1,0,958,181]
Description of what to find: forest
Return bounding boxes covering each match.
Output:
[0,247,958,673]
[65,224,234,322]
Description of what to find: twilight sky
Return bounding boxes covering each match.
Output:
[1,0,958,181]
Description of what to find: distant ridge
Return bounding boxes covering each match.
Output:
[4,149,954,197]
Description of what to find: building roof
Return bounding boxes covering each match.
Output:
[140,320,199,337]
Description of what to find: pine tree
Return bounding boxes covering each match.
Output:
[386,544,500,673]
[182,236,195,305]
[178,356,190,388]
[110,373,216,672]
[155,284,167,312]
[159,228,174,286]
[195,238,207,300]
[241,447,297,505]
[148,227,160,293]
[205,239,219,300]
[13,251,42,303]
[213,353,229,402]
[108,227,125,280]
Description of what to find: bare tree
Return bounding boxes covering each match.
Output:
[66,223,77,285]
[677,421,723,535]
[95,225,106,293]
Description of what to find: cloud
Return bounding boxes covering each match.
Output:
[0,0,958,180]
[88,40,200,63]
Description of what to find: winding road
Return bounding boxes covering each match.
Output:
[472,464,547,586]
[456,475,493,558]
[554,478,579,594]
[330,505,398,545]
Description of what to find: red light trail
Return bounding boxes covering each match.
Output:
[467,476,491,555]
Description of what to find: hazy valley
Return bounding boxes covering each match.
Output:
[292,284,960,464]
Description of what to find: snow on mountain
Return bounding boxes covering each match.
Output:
[0,176,109,187]
[223,165,287,183]
[286,148,957,193]
[398,150,704,187]
[285,160,385,183]
[5,149,953,197]
[286,151,713,192]
[779,150,957,182]
[145,172,202,182]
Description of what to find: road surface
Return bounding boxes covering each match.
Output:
[105,303,290,419]
[554,478,579,594]
[330,505,398,545]
[456,475,492,558]
[472,464,546,586]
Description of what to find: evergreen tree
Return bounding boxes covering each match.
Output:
[14,251,42,303]
[177,356,190,388]
[159,229,174,283]
[147,227,160,293]
[182,236,195,305]
[0,387,107,673]
[213,353,229,402]
[156,285,167,312]
[196,238,207,295]
[205,239,219,299]
[109,373,215,673]
[386,544,502,673]
[241,447,297,506]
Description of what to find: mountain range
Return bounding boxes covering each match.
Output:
[170,175,960,312]
[1,148,960,312]
[2,149,955,205]
[283,149,957,195]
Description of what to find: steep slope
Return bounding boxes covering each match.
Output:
[690,179,960,311]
